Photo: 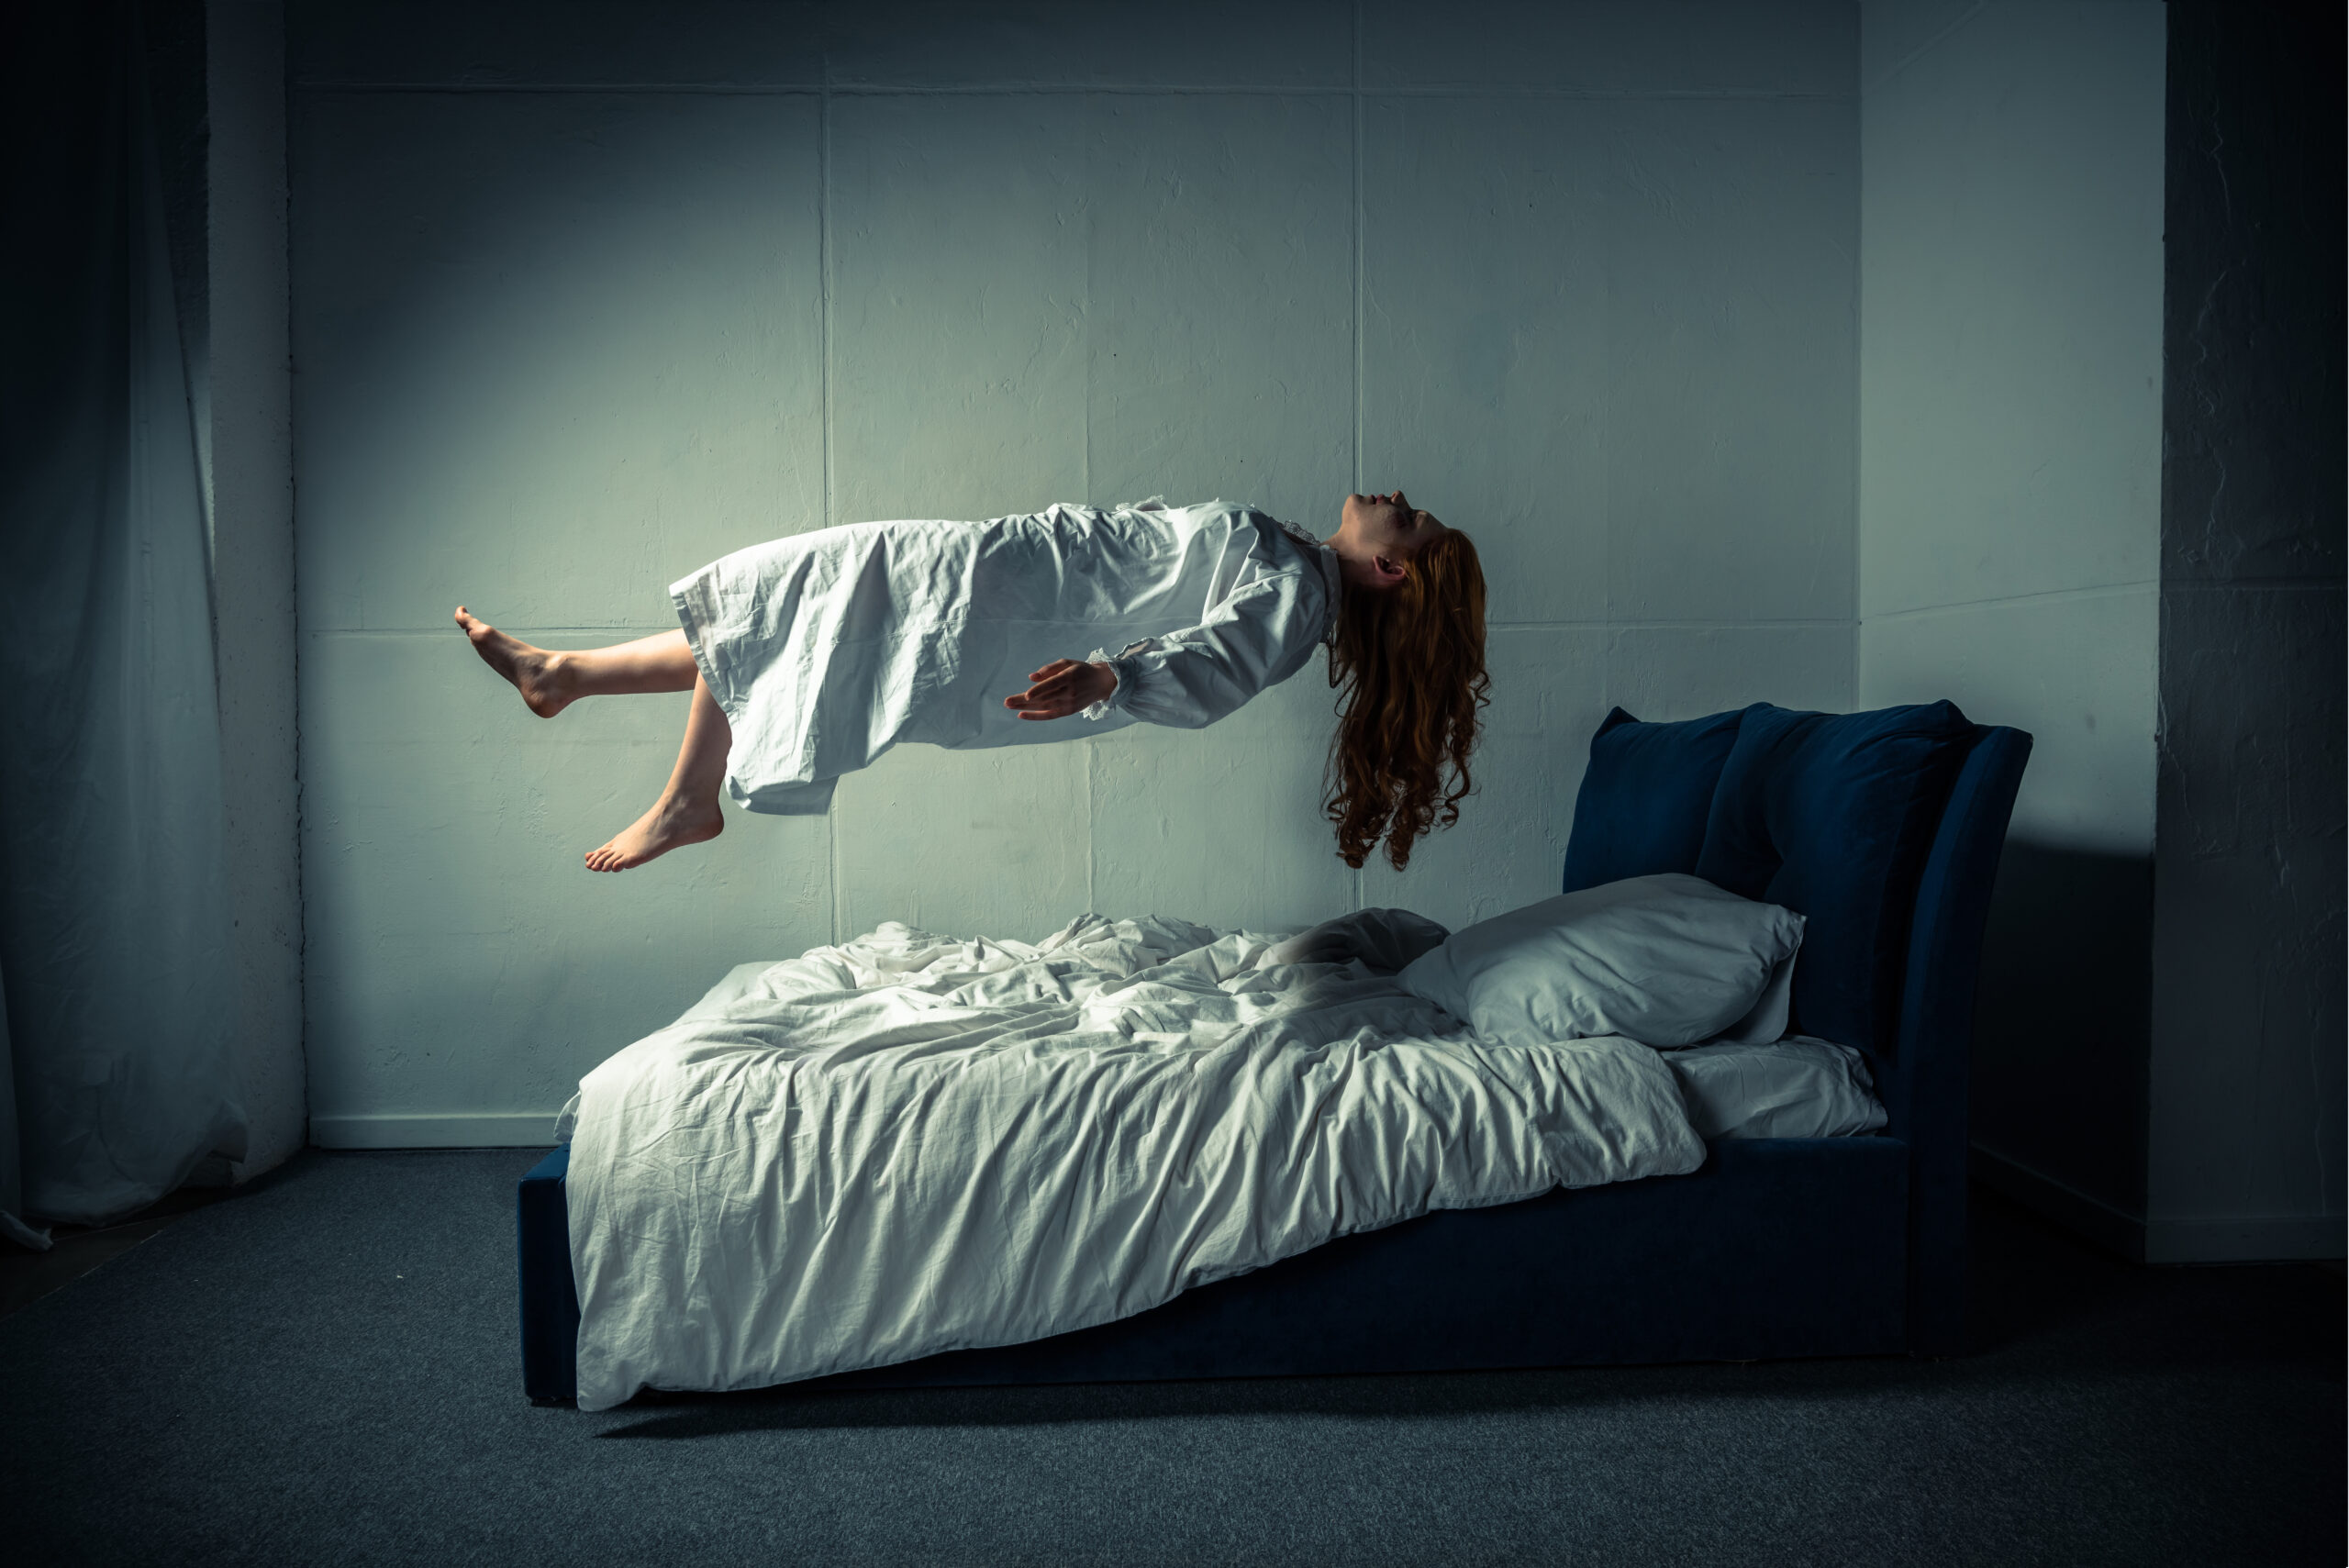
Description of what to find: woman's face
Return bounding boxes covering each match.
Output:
[1341,490,1449,558]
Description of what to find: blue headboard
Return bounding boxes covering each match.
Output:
[1560,704,2032,1354]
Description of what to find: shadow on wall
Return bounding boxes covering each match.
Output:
[1970,838,2154,1257]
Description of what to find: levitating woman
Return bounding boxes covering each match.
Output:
[456,491,1487,873]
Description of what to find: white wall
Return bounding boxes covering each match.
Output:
[209,0,306,1179]
[1856,2,2165,1245]
[1858,0,2165,850]
[288,0,1858,1146]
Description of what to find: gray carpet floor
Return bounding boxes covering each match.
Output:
[3,1150,2339,1567]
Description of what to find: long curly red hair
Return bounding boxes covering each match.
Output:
[1323,528,1490,870]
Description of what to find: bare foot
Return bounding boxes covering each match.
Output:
[584,792,723,872]
[455,606,573,717]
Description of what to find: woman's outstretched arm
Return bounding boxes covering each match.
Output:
[1072,568,1321,730]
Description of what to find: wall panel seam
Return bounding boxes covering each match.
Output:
[1859,0,1987,99]
[1357,86,1850,101]
[1080,77,1096,920]
[821,54,839,948]
[1490,618,1856,631]
[305,626,693,638]
[1350,0,1364,917]
[293,82,825,95]
[290,82,1854,102]
[1861,582,2160,623]
[1847,24,1863,711]
[299,618,1871,639]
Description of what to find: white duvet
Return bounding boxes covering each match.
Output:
[562,915,1708,1410]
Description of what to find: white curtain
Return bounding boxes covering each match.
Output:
[0,971,47,1248]
[0,3,246,1232]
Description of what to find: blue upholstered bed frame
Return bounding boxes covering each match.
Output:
[518,704,2032,1404]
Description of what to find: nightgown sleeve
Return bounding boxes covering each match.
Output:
[1083,563,1329,729]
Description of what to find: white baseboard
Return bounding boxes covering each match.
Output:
[310,1112,559,1150]
[1970,1142,2145,1261]
[2143,1214,2346,1264]
[1973,1143,2345,1263]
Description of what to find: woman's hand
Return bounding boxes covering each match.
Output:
[1004,659,1116,720]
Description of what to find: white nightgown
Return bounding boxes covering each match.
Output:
[668,499,1342,815]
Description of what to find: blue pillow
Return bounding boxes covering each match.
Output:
[1561,707,1747,895]
[1693,701,1978,1055]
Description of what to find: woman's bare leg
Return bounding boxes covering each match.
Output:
[584,674,730,873]
[453,608,696,717]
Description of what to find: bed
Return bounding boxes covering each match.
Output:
[518,699,2031,1405]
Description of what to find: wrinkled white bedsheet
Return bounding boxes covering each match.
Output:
[562,915,1707,1410]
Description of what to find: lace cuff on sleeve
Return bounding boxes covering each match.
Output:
[1081,643,1147,721]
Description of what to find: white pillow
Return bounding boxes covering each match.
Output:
[1397,873,1804,1050]
[1663,1036,1887,1140]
